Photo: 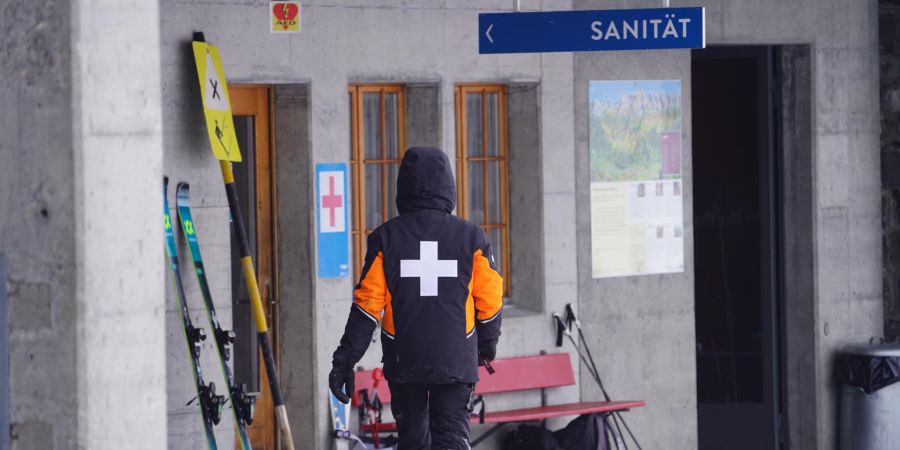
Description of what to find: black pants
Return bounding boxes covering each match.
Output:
[387,382,473,450]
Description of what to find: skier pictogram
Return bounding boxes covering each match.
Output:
[214,119,229,156]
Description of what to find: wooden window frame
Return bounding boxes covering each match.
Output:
[349,85,407,281]
[455,85,511,295]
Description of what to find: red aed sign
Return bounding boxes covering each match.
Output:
[271,2,300,33]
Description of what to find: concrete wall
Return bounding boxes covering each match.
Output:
[573,36,697,450]
[158,1,577,448]
[507,83,545,313]
[780,44,818,450]
[0,0,882,448]
[1,1,78,447]
[155,0,882,449]
[160,34,238,447]
[1,0,166,448]
[0,257,7,450]
[880,1,900,340]
[573,1,881,449]
[72,0,167,446]
[274,84,318,444]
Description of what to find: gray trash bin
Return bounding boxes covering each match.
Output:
[838,343,900,450]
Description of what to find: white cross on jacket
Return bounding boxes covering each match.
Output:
[400,241,458,296]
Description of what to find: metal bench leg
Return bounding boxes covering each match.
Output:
[470,424,505,448]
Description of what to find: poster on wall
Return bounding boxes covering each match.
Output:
[589,80,684,278]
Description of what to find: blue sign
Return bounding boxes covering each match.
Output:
[315,163,350,278]
[479,7,705,54]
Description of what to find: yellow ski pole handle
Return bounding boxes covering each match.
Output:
[220,161,296,450]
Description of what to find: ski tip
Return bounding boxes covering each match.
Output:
[175,182,191,205]
[164,175,169,187]
[193,31,206,43]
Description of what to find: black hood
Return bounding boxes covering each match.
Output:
[396,147,456,214]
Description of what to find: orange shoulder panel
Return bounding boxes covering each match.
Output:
[353,251,388,323]
[472,249,503,322]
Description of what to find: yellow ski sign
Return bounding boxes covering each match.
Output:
[192,41,242,162]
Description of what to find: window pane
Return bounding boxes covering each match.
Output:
[488,160,501,225]
[466,93,483,157]
[486,93,500,156]
[363,93,381,160]
[387,163,399,220]
[231,115,258,392]
[385,93,399,159]
[365,164,382,229]
[489,228,504,277]
[468,162,484,225]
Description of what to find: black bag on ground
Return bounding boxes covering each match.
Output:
[503,413,613,450]
[552,413,612,450]
[503,424,561,450]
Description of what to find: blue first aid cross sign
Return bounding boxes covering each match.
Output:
[316,163,350,278]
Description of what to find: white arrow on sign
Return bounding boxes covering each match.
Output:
[485,24,494,43]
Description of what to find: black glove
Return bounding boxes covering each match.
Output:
[478,354,496,375]
[477,344,496,364]
[329,361,354,404]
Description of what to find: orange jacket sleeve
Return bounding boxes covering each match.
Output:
[472,237,503,359]
[353,251,388,324]
[473,249,503,321]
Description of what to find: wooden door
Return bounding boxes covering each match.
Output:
[230,86,278,450]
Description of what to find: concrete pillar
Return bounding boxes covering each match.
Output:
[1,0,166,448]
[71,0,166,447]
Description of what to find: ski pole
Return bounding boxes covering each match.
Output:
[561,309,613,400]
[562,305,643,450]
[563,325,632,450]
[221,160,296,450]
[561,308,641,450]
[574,329,634,450]
[189,31,295,448]
[554,315,627,450]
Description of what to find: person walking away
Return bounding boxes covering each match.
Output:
[329,147,504,450]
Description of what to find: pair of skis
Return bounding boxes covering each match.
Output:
[164,177,254,450]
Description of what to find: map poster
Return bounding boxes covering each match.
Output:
[589,80,684,278]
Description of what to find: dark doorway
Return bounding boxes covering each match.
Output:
[692,46,783,450]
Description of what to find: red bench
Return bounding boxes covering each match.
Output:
[352,353,645,446]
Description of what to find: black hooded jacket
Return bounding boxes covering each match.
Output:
[332,147,504,384]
